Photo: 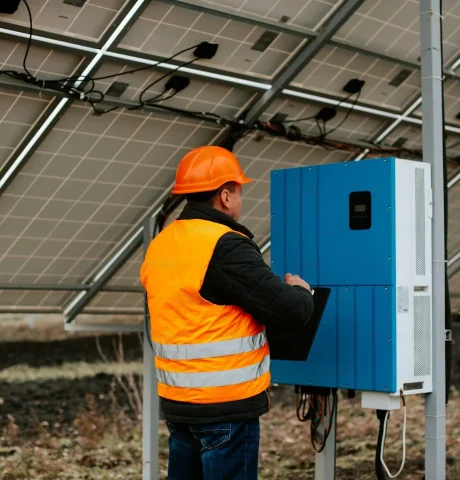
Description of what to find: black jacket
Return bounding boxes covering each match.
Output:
[160,202,314,424]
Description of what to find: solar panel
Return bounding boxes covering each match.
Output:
[0,0,127,41]
[0,0,457,319]
[292,44,421,111]
[108,246,145,288]
[0,106,222,288]
[119,1,306,79]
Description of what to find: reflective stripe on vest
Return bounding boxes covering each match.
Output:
[153,331,267,361]
[156,354,270,388]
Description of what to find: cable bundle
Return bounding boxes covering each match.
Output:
[1,0,227,124]
[295,386,337,453]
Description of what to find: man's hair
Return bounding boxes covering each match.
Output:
[185,182,237,206]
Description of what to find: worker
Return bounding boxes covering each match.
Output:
[140,145,314,480]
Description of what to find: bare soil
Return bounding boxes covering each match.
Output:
[0,321,459,479]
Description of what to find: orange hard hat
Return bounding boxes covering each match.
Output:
[172,146,253,194]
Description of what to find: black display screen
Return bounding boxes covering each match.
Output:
[349,191,371,230]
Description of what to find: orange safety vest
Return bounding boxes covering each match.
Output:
[140,218,270,404]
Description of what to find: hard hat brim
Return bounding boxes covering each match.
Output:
[172,174,253,195]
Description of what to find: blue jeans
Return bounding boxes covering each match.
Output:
[166,419,260,480]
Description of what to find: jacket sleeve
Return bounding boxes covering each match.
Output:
[201,232,314,329]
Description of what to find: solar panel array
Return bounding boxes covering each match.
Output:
[0,0,459,321]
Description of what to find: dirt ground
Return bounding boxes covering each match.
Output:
[0,319,459,479]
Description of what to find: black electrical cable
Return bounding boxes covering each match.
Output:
[148,90,180,104]
[132,57,199,110]
[282,92,355,124]
[439,0,452,406]
[0,1,36,79]
[310,394,333,453]
[20,0,34,78]
[322,91,361,138]
[47,44,201,87]
[296,391,311,422]
[375,409,389,480]
[12,1,210,117]
[315,118,324,139]
[283,113,317,124]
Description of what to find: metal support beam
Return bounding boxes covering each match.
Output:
[64,323,143,333]
[4,25,460,128]
[0,283,142,293]
[3,77,460,138]
[0,97,70,194]
[260,240,271,256]
[62,227,142,322]
[0,79,239,127]
[315,397,337,480]
[0,307,143,315]
[420,1,446,479]
[447,171,460,189]
[242,0,366,126]
[5,24,460,136]
[0,25,271,91]
[142,216,159,480]
[448,262,460,280]
[63,187,172,322]
[448,251,460,278]
[0,0,149,197]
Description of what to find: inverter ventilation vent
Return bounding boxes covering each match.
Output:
[415,168,426,276]
[414,294,431,377]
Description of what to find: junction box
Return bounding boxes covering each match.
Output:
[270,158,433,409]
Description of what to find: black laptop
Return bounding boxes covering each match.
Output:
[266,287,331,362]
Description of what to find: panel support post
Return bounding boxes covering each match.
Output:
[420,1,446,479]
[314,396,337,480]
[142,216,159,480]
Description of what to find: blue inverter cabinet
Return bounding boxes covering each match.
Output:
[270,158,433,409]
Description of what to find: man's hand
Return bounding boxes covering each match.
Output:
[285,273,311,291]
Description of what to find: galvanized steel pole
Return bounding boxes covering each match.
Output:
[142,217,159,480]
[315,399,337,480]
[420,1,447,478]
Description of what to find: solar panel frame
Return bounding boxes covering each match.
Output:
[0,0,458,319]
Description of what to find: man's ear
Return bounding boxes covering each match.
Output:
[219,188,231,207]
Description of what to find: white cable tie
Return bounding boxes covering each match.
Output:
[421,76,444,81]
[420,10,443,18]
[380,399,407,478]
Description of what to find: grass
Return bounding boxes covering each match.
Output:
[0,322,459,479]
[1,371,460,479]
[0,362,143,383]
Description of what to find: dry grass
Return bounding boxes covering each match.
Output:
[0,361,143,382]
[1,323,459,479]
[1,386,459,479]
[0,314,141,343]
